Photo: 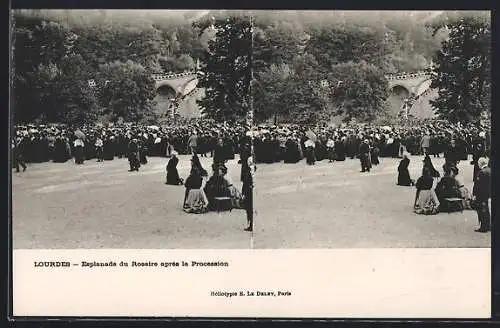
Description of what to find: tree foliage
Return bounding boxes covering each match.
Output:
[429,12,491,123]
[196,16,251,122]
[12,10,488,125]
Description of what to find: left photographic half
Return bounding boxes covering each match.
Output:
[11,9,256,250]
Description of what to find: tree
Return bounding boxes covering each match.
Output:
[196,16,251,122]
[253,63,294,123]
[306,25,390,72]
[253,20,308,74]
[97,60,157,122]
[158,54,195,72]
[429,13,491,123]
[328,61,389,122]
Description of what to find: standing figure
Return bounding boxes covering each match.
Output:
[444,139,460,167]
[239,136,254,231]
[371,141,380,166]
[472,157,491,233]
[165,151,183,185]
[304,139,316,165]
[139,137,148,165]
[420,132,431,155]
[242,157,254,232]
[359,139,371,172]
[127,138,140,172]
[213,137,227,165]
[326,137,335,162]
[73,138,85,165]
[12,138,27,172]
[397,152,413,186]
[471,141,487,181]
[95,136,104,162]
[188,131,198,155]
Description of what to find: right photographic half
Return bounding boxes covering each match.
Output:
[249,10,491,249]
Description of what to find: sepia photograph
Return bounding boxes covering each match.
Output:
[11,9,491,250]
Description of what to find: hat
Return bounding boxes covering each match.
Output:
[478,157,489,169]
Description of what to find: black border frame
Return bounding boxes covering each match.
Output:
[5,0,499,326]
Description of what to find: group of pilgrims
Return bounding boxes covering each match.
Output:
[12,118,491,233]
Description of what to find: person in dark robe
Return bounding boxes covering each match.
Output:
[413,167,440,215]
[139,138,148,165]
[370,142,380,166]
[191,154,208,178]
[73,138,85,165]
[204,163,232,211]
[444,139,460,167]
[397,152,413,186]
[359,139,371,172]
[213,137,227,165]
[165,151,183,185]
[127,138,141,171]
[335,137,346,161]
[435,164,463,213]
[423,154,440,178]
[225,136,236,160]
[283,138,300,163]
[304,139,316,165]
[53,136,70,163]
[12,138,27,172]
[183,167,208,214]
[242,156,254,232]
[103,135,114,160]
[472,157,491,232]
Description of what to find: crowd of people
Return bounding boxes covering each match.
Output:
[11,119,490,170]
[12,118,491,233]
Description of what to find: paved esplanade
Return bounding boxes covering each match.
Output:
[12,155,489,249]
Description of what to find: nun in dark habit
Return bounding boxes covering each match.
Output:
[397,152,414,186]
[165,151,183,185]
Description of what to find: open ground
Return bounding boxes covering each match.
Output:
[12,154,490,249]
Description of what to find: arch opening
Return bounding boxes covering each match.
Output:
[154,85,177,116]
[387,85,411,116]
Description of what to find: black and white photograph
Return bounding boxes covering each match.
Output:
[10,10,491,250]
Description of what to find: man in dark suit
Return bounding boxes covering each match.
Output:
[472,157,491,233]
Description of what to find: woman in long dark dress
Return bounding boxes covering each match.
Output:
[371,144,380,166]
[283,138,300,163]
[413,168,440,215]
[204,163,232,211]
[434,165,463,213]
[165,151,183,185]
[304,139,316,165]
[73,138,85,165]
[423,154,440,178]
[139,139,148,165]
[397,152,413,186]
[335,137,346,161]
[183,167,208,214]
